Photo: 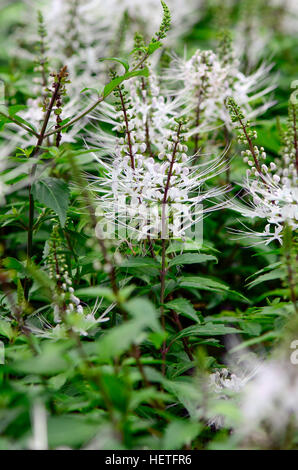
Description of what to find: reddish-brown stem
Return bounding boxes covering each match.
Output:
[229,101,265,180]
[162,123,182,205]
[118,87,135,170]
[147,235,156,259]
[42,51,152,140]
[160,123,183,375]
[132,345,150,387]
[224,126,232,185]
[24,66,68,300]
[140,77,154,157]
[194,91,202,156]
[68,154,122,305]
[172,311,194,361]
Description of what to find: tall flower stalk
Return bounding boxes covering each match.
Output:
[226,96,297,312]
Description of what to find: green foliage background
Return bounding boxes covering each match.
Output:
[0,0,297,450]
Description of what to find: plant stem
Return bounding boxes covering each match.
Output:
[194,91,202,156]
[68,153,119,299]
[159,122,183,374]
[229,100,264,178]
[43,53,151,140]
[224,126,232,184]
[24,66,68,300]
[118,86,135,170]
[160,237,167,375]
[0,111,39,137]
[172,311,194,361]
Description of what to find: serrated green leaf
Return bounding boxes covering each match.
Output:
[179,276,229,292]
[120,257,159,268]
[3,257,25,274]
[164,298,199,323]
[103,67,149,97]
[99,57,129,72]
[148,41,162,55]
[32,177,70,227]
[170,323,241,342]
[247,269,285,289]
[163,420,202,450]
[0,320,14,340]
[169,253,217,267]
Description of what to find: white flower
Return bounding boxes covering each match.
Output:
[207,368,249,429]
[240,359,298,442]
[227,99,297,245]
[87,0,201,46]
[88,72,228,240]
[229,173,297,245]
[165,49,274,137]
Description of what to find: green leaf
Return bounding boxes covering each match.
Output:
[96,320,146,361]
[76,285,134,302]
[247,268,285,289]
[163,420,202,450]
[8,105,28,116]
[96,299,161,360]
[164,298,199,323]
[120,257,159,268]
[239,321,262,336]
[9,113,37,133]
[0,320,14,340]
[148,41,162,55]
[2,257,25,275]
[124,298,161,332]
[47,415,99,448]
[170,323,241,342]
[179,276,229,292]
[76,286,115,301]
[125,68,150,79]
[80,87,99,95]
[32,177,70,227]
[0,109,37,134]
[103,75,125,97]
[148,330,167,349]
[168,253,217,267]
[11,342,73,375]
[230,331,280,352]
[101,374,130,412]
[99,57,130,72]
[103,67,149,98]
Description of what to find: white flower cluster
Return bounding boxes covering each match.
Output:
[16,0,201,93]
[207,367,247,429]
[240,359,298,444]
[43,0,108,94]
[165,48,274,137]
[89,71,227,240]
[208,354,298,447]
[166,50,227,139]
[227,102,298,245]
[210,368,246,394]
[4,0,201,158]
[46,236,84,323]
[42,223,113,337]
[87,0,201,46]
